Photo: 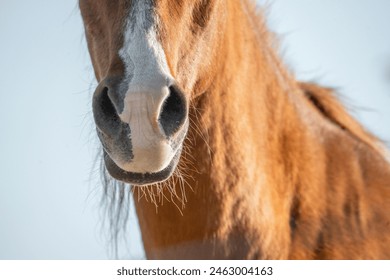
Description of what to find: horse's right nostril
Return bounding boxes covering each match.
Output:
[159,85,187,138]
[93,85,120,134]
[100,87,117,119]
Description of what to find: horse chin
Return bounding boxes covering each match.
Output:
[103,148,181,186]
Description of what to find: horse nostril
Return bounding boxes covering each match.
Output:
[100,87,117,120]
[159,85,187,137]
[93,85,120,134]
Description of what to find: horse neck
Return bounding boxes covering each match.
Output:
[134,1,311,259]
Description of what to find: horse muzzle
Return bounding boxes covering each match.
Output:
[92,76,188,185]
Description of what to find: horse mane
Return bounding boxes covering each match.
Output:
[299,82,385,157]
[245,0,387,159]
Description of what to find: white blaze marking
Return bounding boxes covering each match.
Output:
[116,0,176,173]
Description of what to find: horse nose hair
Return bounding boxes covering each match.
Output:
[159,85,187,138]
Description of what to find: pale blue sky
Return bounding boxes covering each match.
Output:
[0,0,389,259]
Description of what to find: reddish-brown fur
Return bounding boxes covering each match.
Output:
[80,0,390,259]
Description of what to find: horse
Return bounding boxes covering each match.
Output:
[79,0,390,259]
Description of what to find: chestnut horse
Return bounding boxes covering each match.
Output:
[79,0,390,259]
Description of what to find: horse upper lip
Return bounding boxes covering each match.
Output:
[103,148,181,186]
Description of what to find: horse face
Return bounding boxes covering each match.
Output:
[79,0,224,185]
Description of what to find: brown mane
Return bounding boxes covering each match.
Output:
[80,0,390,259]
[300,82,383,154]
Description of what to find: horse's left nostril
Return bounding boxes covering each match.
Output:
[159,85,187,138]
